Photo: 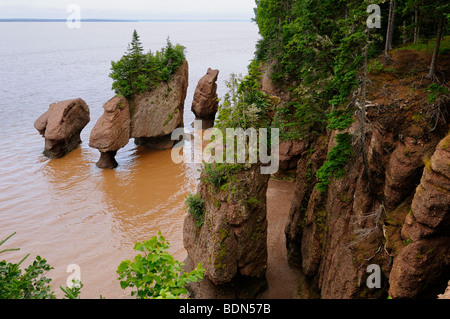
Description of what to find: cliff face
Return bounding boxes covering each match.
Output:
[180,50,448,299]
[283,50,450,299]
[389,134,450,298]
[183,164,270,298]
[129,60,188,150]
[285,107,448,299]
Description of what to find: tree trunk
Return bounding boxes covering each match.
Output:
[427,15,444,80]
[384,0,396,59]
[385,1,392,55]
[402,20,407,44]
[388,1,397,50]
[413,6,420,44]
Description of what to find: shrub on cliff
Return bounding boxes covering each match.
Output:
[185,193,205,227]
[110,30,186,98]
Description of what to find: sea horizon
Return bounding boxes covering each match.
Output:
[0,18,251,23]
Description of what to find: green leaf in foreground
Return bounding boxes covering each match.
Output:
[117,231,204,299]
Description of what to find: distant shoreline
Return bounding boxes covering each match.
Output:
[0,19,251,23]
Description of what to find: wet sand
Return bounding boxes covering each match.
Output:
[259,178,301,299]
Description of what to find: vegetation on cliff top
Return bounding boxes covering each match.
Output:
[110,30,186,98]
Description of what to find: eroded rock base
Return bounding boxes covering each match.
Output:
[96,151,118,169]
[43,134,83,159]
[184,256,268,299]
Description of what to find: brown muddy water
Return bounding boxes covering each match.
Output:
[1,140,199,298]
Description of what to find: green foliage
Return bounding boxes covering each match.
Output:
[316,133,353,193]
[0,232,54,299]
[253,0,386,193]
[117,231,204,299]
[326,109,355,131]
[129,29,144,56]
[212,71,276,169]
[246,196,260,207]
[274,100,328,141]
[155,39,186,82]
[402,238,413,246]
[200,163,243,189]
[253,0,450,156]
[0,255,55,299]
[367,60,385,74]
[201,163,229,188]
[399,35,450,54]
[110,30,185,98]
[60,280,83,299]
[216,72,272,131]
[253,0,378,147]
[425,83,449,103]
[185,193,205,227]
[0,232,82,299]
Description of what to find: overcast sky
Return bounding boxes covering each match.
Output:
[0,0,256,20]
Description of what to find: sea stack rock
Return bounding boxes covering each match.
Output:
[183,164,270,298]
[191,68,219,129]
[34,98,90,158]
[129,60,189,150]
[89,96,131,169]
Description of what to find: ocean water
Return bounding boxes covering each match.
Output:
[0,21,259,298]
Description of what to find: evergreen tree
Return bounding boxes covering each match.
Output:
[128,29,144,56]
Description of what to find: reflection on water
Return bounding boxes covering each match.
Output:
[98,145,200,252]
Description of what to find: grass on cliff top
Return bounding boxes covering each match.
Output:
[398,35,450,55]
